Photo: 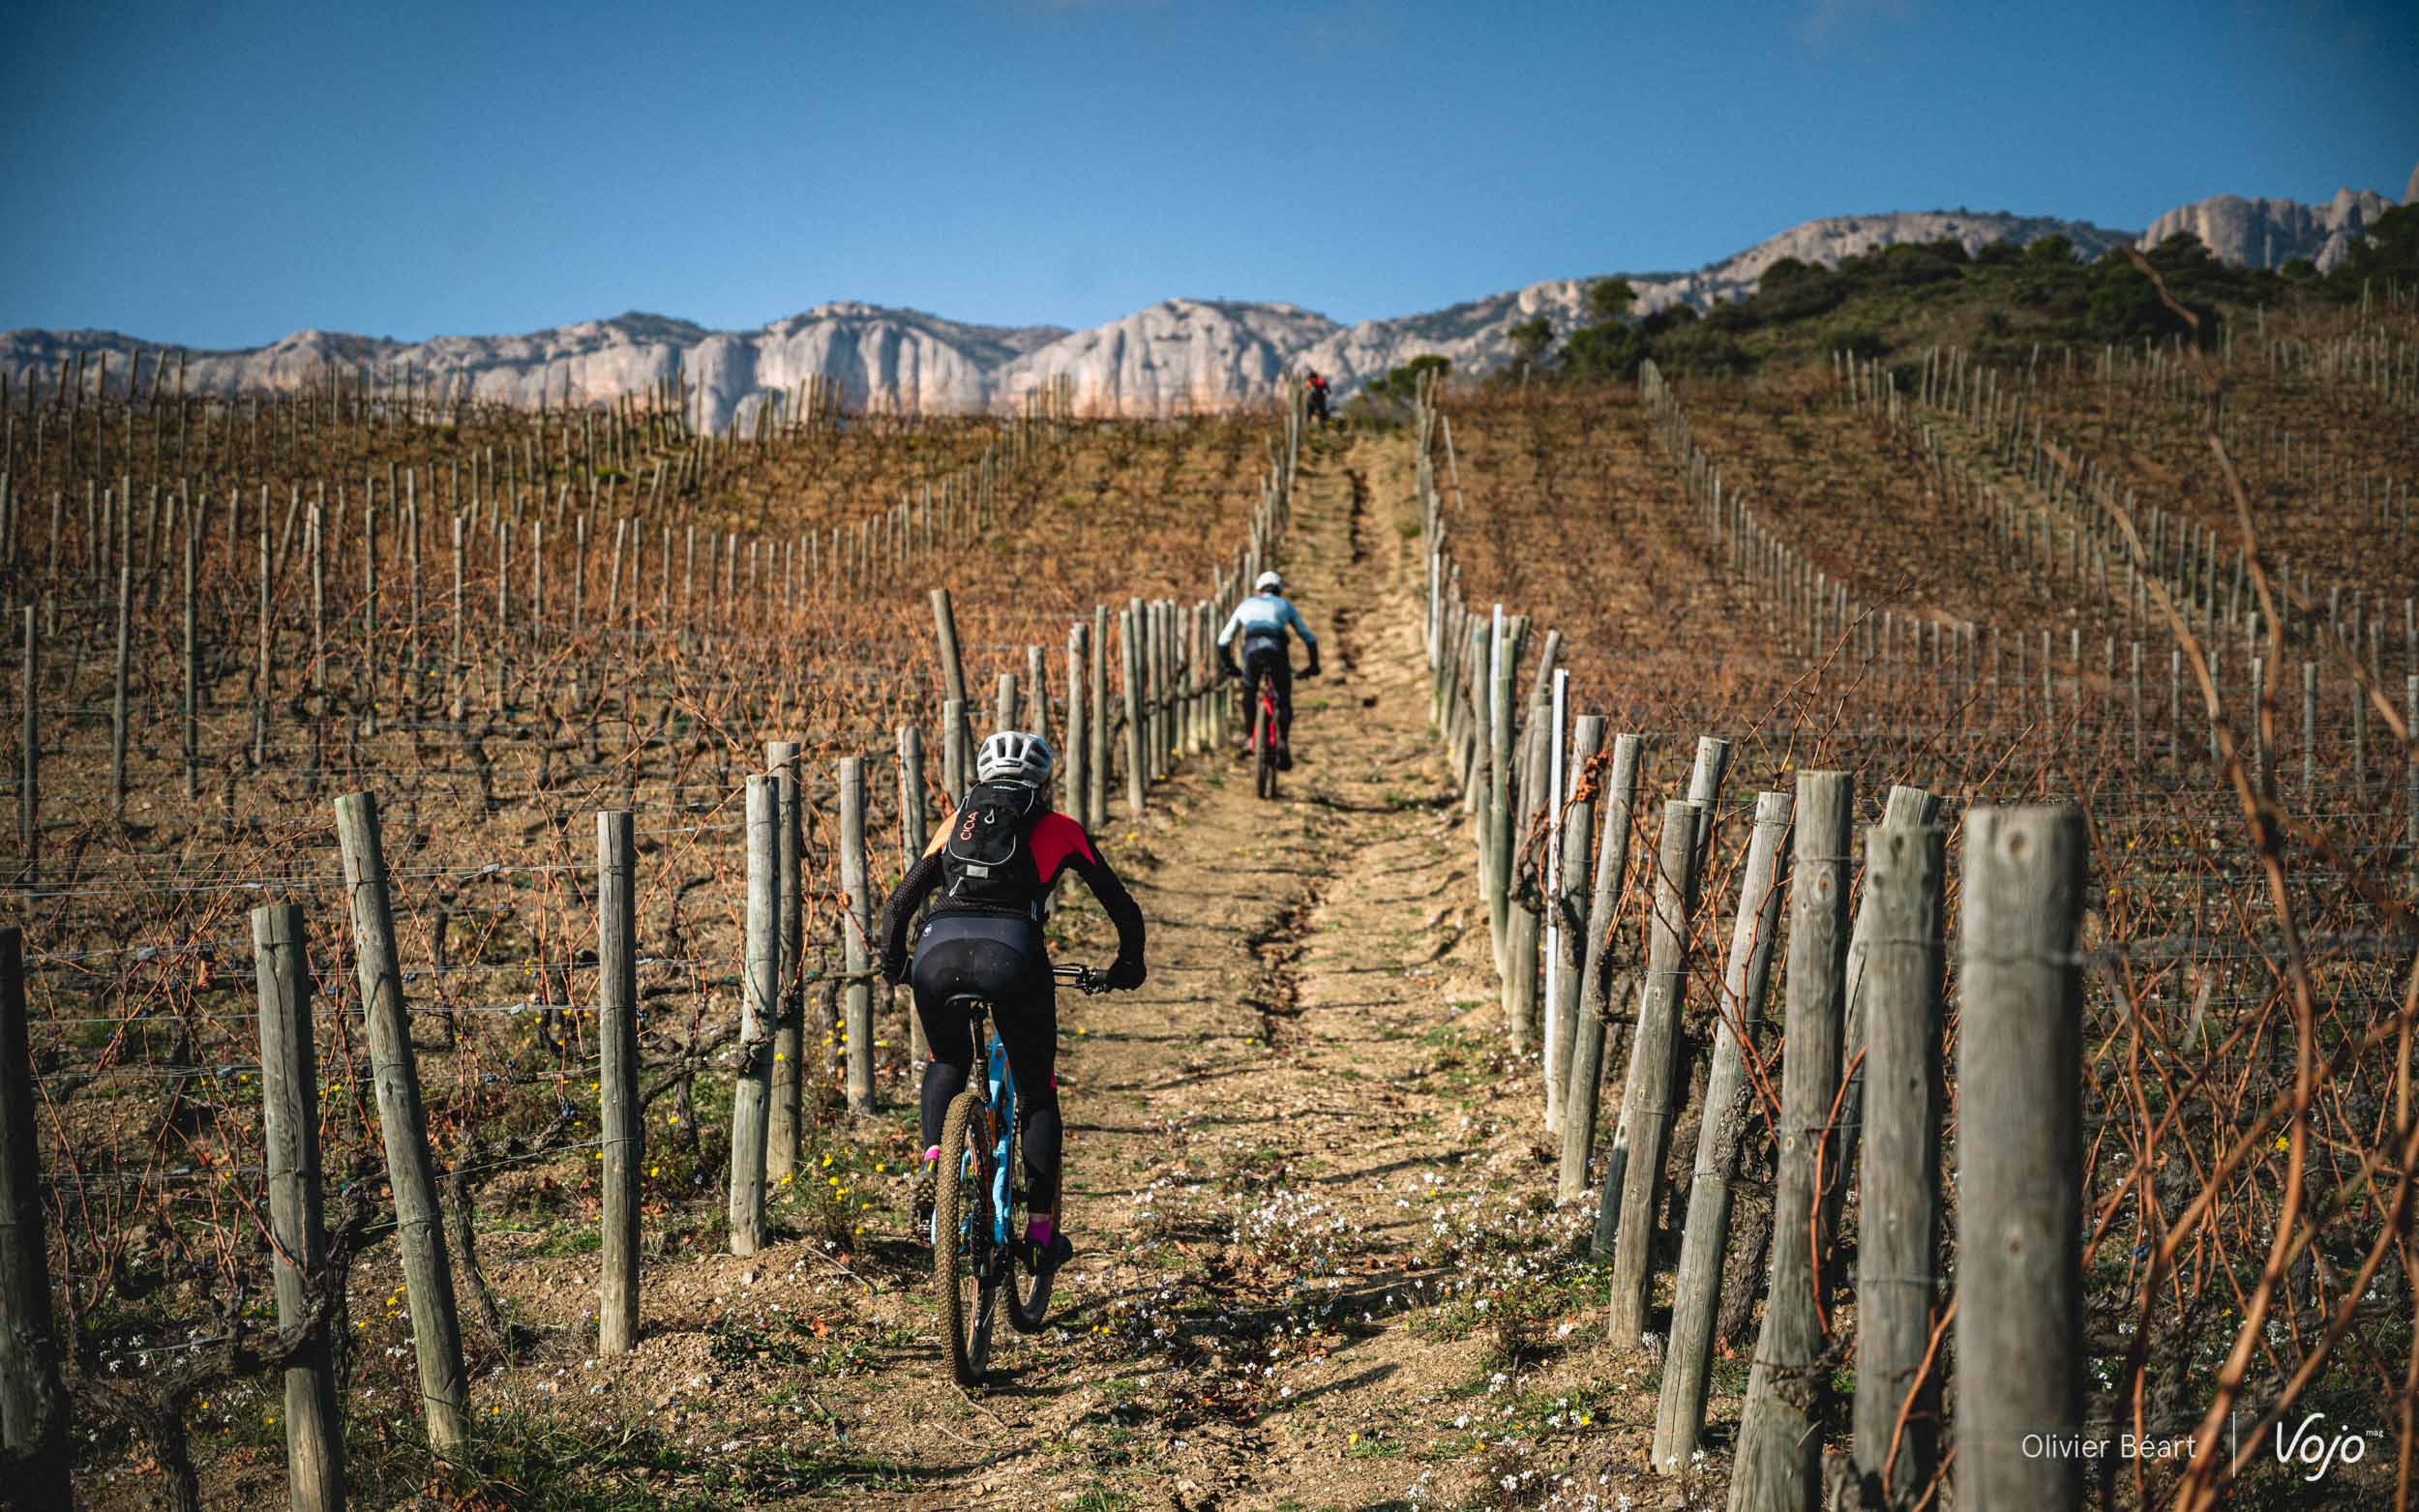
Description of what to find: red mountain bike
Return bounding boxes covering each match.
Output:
[1250,680,1281,800]
[1230,662,1309,800]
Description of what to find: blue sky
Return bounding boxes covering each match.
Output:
[2,0,2411,348]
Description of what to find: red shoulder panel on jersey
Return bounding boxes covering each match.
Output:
[1029,812,1098,885]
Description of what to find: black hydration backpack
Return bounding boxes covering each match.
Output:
[941,780,1044,914]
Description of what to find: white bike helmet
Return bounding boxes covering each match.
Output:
[1255,571,1284,594]
[975,729,1055,786]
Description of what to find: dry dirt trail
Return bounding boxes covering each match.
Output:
[478,428,1681,1512]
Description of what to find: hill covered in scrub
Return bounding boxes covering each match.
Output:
[1456,202,2419,392]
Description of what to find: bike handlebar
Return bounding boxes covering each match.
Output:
[1051,964,1113,995]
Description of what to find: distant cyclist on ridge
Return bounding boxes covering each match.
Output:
[1217,571,1321,769]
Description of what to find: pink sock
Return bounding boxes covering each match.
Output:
[923,1145,941,1163]
[1027,1216,1055,1246]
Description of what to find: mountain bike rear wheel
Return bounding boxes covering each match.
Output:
[1255,699,1277,800]
[933,1090,1001,1385]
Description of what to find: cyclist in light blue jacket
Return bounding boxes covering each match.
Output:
[1216,571,1321,768]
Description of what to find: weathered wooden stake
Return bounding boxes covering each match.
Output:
[252,904,346,1512]
[728,777,776,1256]
[1607,800,1706,1343]
[1560,733,1643,1206]
[1089,605,1110,830]
[597,811,641,1356]
[182,516,199,802]
[1121,608,1147,815]
[1826,785,1941,1246]
[1728,769,1852,1512]
[840,756,876,1116]
[1506,720,1549,1050]
[1545,715,1606,1135]
[333,792,469,1459]
[943,698,968,798]
[1653,789,1793,1470]
[109,561,131,815]
[1065,626,1090,837]
[0,926,70,1503]
[1955,807,2085,1512]
[931,586,968,709]
[1852,823,1947,1509]
[898,726,930,1063]
[1027,643,1052,751]
[765,743,804,1184]
[16,608,37,876]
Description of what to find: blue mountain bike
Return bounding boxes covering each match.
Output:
[933,963,1105,1385]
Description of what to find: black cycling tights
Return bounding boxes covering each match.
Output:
[911,915,1063,1215]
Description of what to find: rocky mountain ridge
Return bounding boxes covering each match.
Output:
[2137,187,2395,273]
[6,176,2405,424]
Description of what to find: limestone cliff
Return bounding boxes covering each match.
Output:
[0,209,2159,422]
[2138,187,2396,271]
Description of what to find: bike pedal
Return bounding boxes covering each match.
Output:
[1025,1232,1074,1274]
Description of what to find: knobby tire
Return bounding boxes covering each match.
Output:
[1004,1114,1057,1334]
[934,1090,999,1386]
[1255,698,1277,801]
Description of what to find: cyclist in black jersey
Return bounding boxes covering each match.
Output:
[879,730,1146,1272]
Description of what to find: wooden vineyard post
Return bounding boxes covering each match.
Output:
[449,513,464,673]
[1606,799,1704,1343]
[1653,788,1793,1471]
[1065,625,1089,829]
[1956,807,2085,1512]
[931,587,968,765]
[1826,784,1940,1245]
[898,726,930,1062]
[765,743,803,1184]
[2301,661,2316,794]
[252,904,345,1512]
[1121,608,1146,816]
[995,672,1016,735]
[1544,715,1606,1136]
[1137,601,1159,780]
[1559,732,1643,1206]
[182,513,199,802]
[728,776,775,1256]
[0,927,70,1504]
[1158,600,1177,776]
[1729,770,1852,1512]
[943,698,968,799]
[1852,823,1947,1509]
[1505,720,1548,1051]
[1088,604,1110,830]
[597,812,641,1356]
[1485,616,1516,969]
[1595,731,1727,1252]
[839,756,876,1116]
[1027,643,1052,751]
[334,791,469,1459]
[16,608,35,878]
[110,561,130,816]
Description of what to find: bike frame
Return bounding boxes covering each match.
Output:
[977,1021,1018,1251]
[950,964,1097,1255]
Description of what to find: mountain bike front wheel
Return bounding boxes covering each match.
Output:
[934,1090,1002,1385]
